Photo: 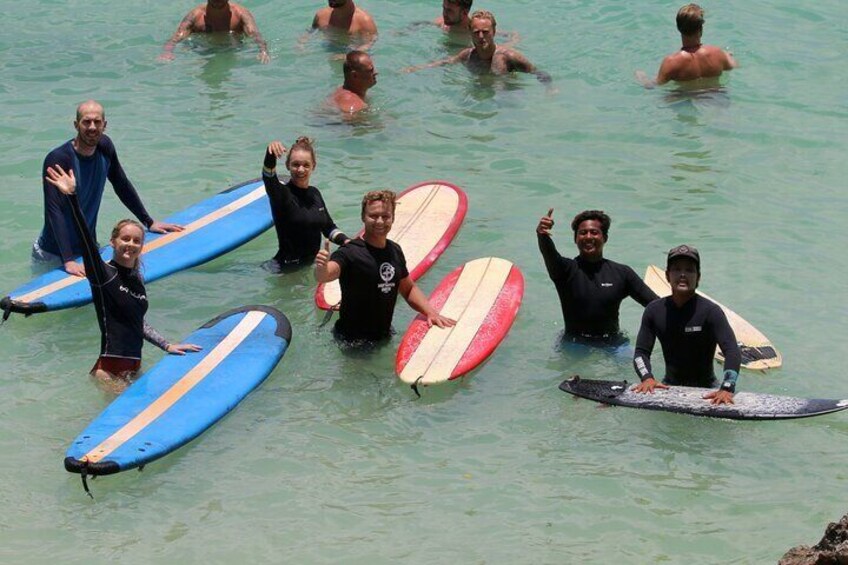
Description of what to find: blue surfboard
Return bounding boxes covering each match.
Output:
[2,179,271,317]
[64,305,291,481]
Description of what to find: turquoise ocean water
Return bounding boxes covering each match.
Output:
[1,0,846,562]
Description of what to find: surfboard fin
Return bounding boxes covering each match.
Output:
[318,308,335,328]
[411,376,424,399]
[79,465,95,500]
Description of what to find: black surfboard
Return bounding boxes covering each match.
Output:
[559,376,848,420]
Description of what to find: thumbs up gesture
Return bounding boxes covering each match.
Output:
[314,239,332,280]
[536,208,554,236]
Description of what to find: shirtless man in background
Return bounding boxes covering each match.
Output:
[405,11,549,84]
[329,51,377,114]
[308,0,377,51]
[636,3,736,88]
[160,0,269,63]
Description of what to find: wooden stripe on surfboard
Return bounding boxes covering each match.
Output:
[399,257,512,385]
[322,183,459,307]
[80,310,266,464]
[14,186,266,305]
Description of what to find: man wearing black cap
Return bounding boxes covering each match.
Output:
[632,245,741,405]
[536,209,658,346]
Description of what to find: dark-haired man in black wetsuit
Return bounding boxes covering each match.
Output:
[632,245,741,405]
[537,209,658,346]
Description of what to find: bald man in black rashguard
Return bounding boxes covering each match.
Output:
[536,209,658,346]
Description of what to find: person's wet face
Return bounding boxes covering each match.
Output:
[287,148,315,189]
[574,219,605,260]
[354,57,378,87]
[442,0,466,26]
[666,258,700,295]
[111,224,145,268]
[362,200,394,239]
[470,16,495,50]
[74,105,106,149]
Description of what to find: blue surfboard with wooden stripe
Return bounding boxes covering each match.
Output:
[1,179,271,317]
[64,305,291,480]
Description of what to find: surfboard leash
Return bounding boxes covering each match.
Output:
[318,302,341,328]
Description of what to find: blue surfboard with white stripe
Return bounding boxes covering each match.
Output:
[2,179,271,317]
[64,305,291,478]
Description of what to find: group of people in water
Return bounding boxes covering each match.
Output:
[33,1,740,403]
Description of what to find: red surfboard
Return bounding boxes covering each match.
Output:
[315,180,467,311]
[396,257,524,391]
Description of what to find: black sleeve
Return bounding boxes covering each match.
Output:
[633,307,657,381]
[709,304,742,374]
[624,265,659,306]
[318,193,347,244]
[537,233,569,281]
[66,193,112,286]
[262,171,293,222]
[42,149,76,263]
[102,137,154,228]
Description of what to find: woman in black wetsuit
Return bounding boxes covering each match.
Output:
[262,137,349,272]
[44,165,200,392]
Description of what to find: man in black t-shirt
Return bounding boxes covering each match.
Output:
[314,190,455,343]
[632,245,741,405]
[537,208,658,345]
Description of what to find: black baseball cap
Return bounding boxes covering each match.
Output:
[667,244,700,269]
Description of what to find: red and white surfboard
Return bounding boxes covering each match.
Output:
[315,180,468,310]
[396,257,524,388]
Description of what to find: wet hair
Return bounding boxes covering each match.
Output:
[571,210,611,242]
[446,0,473,11]
[110,219,146,269]
[285,136,317,169]
[76,100,105,122]
[676,4,704,36]
[469,10,496,30]
[360,190,397,220]
[343,50,371,79]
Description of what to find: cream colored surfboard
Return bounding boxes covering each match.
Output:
[315,181,467,310]
[396,257,524,387]
[644,265,782,370]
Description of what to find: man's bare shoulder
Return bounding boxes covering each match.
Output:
[331,87,367,113]
[182,5,207,28]
[230,2,253,17]
[313,7,333,27]
[354,8,378,32]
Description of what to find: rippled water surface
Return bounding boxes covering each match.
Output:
[1,1,846,563]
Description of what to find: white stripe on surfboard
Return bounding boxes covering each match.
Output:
[322,183,458,307]
[14,185,266,305]
[399,257,513,385]
[80,310,266,464]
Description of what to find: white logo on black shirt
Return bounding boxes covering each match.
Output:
[378,262,396,294]
[685,326,702,333]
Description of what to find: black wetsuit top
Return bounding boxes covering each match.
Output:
[538,234,658,339]
[633,294,742,387]
[66,193,166,359]
[331,239,409,341]
[262,173,345,266]
[39,135,153,263]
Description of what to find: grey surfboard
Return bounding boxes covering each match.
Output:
[559,376,848,420]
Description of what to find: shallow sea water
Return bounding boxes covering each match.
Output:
[1,1,846,563]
